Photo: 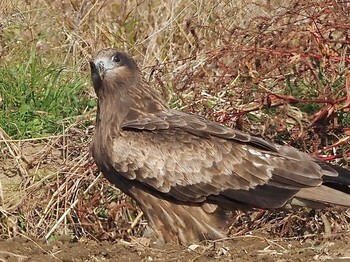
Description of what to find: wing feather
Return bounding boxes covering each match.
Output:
[111,110,328,208]
[122,110,278,151]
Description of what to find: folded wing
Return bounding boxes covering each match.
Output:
[109,110,350,209]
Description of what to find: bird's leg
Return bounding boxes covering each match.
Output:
[128,187,228,245]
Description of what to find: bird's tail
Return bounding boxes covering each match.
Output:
[320,162,350,194]
[294,162,350,208]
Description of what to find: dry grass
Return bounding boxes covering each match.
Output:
[0,0,349,243]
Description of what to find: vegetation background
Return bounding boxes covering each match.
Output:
[0,0,349,261]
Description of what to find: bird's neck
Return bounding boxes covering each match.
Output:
[96,79,168,130]
[93,77,168,175]
[95,92,127,131]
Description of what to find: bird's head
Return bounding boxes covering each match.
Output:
[90,48,168,125]
[90,48,139,93]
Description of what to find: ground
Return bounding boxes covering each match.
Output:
[1,234,350,261]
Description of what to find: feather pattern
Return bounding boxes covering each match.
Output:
[90,48,350,244]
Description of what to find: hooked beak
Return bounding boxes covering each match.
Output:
[90,60,106,80]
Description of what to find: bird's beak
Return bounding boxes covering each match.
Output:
[90,60,106,80]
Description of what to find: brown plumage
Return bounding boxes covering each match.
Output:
[90,48,350,244]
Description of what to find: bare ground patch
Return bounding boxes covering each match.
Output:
[1,234,350,261]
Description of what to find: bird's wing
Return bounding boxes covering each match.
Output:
[123,109,277,151]
[112,110,333,208]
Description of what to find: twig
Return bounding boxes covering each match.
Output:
[0,250,28,259]
[127,211,144,234]
[17,233,61,261]
[0,127,28,176]
[208,235,287,251]
[45,172,102,240]
[0,135,66,142]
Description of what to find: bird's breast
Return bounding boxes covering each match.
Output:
[92,127,115,172]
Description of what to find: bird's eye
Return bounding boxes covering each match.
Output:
[112,55,121,63]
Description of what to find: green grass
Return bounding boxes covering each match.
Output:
[0,50,95,139]
[0,0,346,140]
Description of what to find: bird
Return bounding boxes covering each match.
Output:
[89,48,350,244]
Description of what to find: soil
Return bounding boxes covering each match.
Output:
[1,234,350,262]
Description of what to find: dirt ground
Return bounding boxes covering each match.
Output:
[1,233,350,262]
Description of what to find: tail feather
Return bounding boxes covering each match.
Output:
[319,162,350,195]
[295,185,350,208]
[320,162,350,184]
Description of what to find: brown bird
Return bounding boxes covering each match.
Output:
[90,48,350,244]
